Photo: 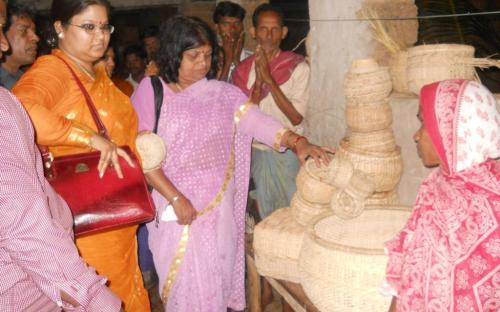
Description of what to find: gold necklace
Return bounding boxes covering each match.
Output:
[175,83,183,92]
[59,48,96,80]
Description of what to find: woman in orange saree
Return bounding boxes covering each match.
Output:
[12,1,150,311]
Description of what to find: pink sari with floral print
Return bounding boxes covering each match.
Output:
[385,80,500,312]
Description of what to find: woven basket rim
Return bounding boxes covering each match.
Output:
[408,43,475,54]
[340,139,400,158]
[306,208,409,255]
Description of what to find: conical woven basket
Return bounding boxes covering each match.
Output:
[407,44,476,94]
[349,128,397,153]
[253,208,305,283]
[345,101,392,133]
[291,193,330,226]
[336,139,403,192]
[330,170,375,219]
[296,160,336,204]
[388,51,410,94]
[299,208,411,312]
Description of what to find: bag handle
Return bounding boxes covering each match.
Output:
[56,55,110,139]
[150,75,164,134]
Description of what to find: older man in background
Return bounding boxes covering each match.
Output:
[0,1,38,89]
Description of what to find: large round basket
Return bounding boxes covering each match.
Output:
[345,101,392,133]
[388,51,410,94]
[348,128,397,153]
[296,160,336,204]
[253,208,305,283]
[299,208,411,312]
[407,44,476,94]
[336,139,403,192]
[291,193,330,226]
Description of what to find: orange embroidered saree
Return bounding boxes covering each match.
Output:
[13,49,150,312]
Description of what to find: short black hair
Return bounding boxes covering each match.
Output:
[141,25,159,39]
[252,3,284,27]
[123,44,147,60]
[157,16,219,83]
[6,1,36,32]
[213,1,246,24]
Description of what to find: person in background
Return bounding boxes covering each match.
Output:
[385,80,499,312]
[141,26,160,76]
[0,0,39,89]
[124,44,147,91]
[12,0,150,310]
[101,45,134,96]
[0,0,122,310]
[131,15,330,311]
[213,1,252,81]
[233,3,309,220]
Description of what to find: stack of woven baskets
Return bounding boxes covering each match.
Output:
[339,59,403,205]
[253,157,374,282]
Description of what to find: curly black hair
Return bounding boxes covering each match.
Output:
[157,16,220,83]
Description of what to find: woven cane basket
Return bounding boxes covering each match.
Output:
[344,68,392,102]
[388,51,410,94]
[349,128,397,153]
[365,189,400,205]
[330,170,375,219]
[299,208,411,312]
[345,101,392,133]
[336,139,403,192]
[253,208,305,283]
[291,193,330,226]
[326,157,354,189]
[296,160,336,204]
[407,44,476,94]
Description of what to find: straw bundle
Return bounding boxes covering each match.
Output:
[345,101,393,133]
[290,193,330,226]
[349,128,396,153]
[299,208,410,312]
[336,140,403,192]
[296,160,336,204]
[407,44,485,94]
[253,208,305,283]
[330,170,375,219]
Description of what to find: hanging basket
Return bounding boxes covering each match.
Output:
[253,208,305,283]
[345,101,393,133]
[348,128,397,153]
[291,193,330,226]
[406,44,500,94]
[299,208,410,312]
[336,139,403,192]
[296,159,337,204]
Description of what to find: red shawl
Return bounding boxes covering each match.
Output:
[231,51,304,101]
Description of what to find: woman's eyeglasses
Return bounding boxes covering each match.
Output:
[66,23,115,35]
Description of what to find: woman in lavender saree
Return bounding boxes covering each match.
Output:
[131,16,330,311]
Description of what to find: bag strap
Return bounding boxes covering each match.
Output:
[55,55,110,139]
[150,76,164,134]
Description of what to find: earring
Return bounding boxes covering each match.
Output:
[58,32,64,39]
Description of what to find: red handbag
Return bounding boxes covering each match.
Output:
[41,56,155,237]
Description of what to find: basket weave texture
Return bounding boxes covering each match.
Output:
[407,44,476,94]
[336,140,403,192]
[349,128,397,153]
[299,208,411,312]
[291,193,330,226]
[296,160,336,204]
[345,101,393,133]
[253,208,305,283]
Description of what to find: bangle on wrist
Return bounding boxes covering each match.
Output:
[170,194,183,205]
[291,135,306,152]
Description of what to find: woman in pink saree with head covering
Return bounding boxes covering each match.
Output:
[385,79,500,312]
[131,16,330,311]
